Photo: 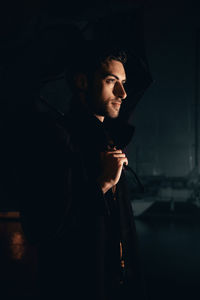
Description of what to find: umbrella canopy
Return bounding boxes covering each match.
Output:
[38,10,153,119]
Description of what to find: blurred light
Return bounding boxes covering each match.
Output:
[10,232,25,260]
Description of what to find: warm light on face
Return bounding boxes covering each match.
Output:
[92,59,127,121]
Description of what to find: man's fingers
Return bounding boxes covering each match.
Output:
[113,153,126,158]
[106,150,123,154]
[101,151,127,161]
[124,159,128,166]
[118,157,128,166]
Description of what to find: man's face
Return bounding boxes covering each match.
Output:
[90,59,127,119]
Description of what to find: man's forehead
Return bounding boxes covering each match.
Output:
[99,59,126,79]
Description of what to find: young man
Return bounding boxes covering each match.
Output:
[20,44,146,300]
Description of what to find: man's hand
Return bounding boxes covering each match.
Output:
[97,149,128,194]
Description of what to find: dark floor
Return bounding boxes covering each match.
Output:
[136,217,200,300]
[0,208,200,300]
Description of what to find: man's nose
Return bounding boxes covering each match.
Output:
[113,82,127,100]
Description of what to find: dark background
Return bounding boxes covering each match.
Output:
[1,0,200,299]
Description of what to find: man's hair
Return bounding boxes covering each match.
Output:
[65,42,127,89]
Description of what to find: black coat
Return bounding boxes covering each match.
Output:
[19,105,146,300]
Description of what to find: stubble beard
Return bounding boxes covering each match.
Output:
[87,91,121,119]
[103,100,121,119]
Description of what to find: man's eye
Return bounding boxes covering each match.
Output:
[106,79,115,83]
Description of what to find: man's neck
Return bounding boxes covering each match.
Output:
[94,114,104,123]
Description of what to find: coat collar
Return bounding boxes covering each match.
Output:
[64,102,135,149]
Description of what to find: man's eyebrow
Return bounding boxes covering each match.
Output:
[104,73,126,82]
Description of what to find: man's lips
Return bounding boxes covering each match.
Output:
[112,102,121,108]
[111,102,121,112]
[111,100,122,106]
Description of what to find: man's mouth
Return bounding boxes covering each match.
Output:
[111,102,121,113]
[112,101,121,107]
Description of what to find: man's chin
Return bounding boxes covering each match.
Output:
[107,109,120,119]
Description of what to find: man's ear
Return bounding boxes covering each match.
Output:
[74,73,88,91]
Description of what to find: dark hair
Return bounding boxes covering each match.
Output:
[65,42,127,89]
